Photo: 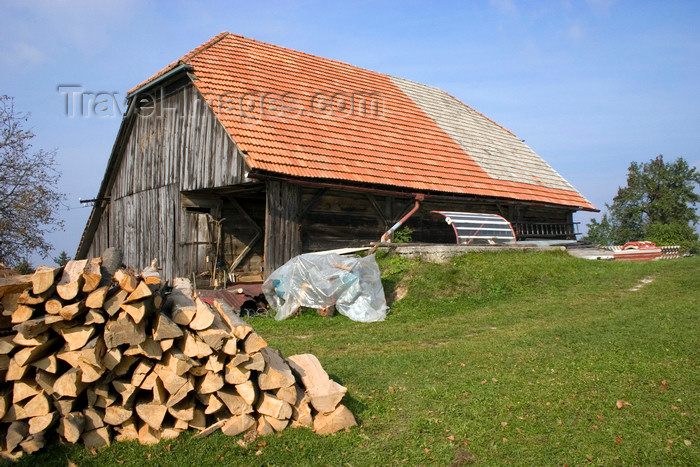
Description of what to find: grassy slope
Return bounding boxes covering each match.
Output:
[10,251,699,466]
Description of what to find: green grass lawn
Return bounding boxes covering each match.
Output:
[10,250,699,466]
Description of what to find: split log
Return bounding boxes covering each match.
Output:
[242,351,265,372]
[197,392,224,414]
[276,384,298,406]
[54,367,87,398]
[265,415,289,432]
[35,370,58,395]
[256,415,274,436]
[11,304,34,324]
[130,360,155,387]
[5,357,30,381]
[124,281,152,303]
[258,347,295,391]
[120,299,151,324]
[60,325,95,351]
[82,427,111,449]
[168,293,197,326]
[56,259,87,300]
[313,404,357,434]
[112,380,138,407]
[286,353,347,414]
[114,417,138,442]
[28,412,57,434]
[13,337,61,366]
[0,388,11,419]
[189,408,207,430]
[152,312,184,341]
[217,388,253,416]
[112,355,138,377]
[243,331,267,354]
[212,300,252,340]
[14,317,49,339]
[221,414,255,437]
[103,288,128,316]
[224,360,251,385]
[6,421,29,452]
[167,396,195,421]
[256,393,292,420]
[81,257,103,293]
[85,285,110,309]
[98,248,123,288]
[222,338,238,355]
[32,355,58,373]
[291,386,313,427]
[13,378,41,403]
[135,400,167,431]
[103,405,133,426]
[59,300,86,321]
[22,392,51,419]
[18,287,53,305]
[180,330,213,359]
[13,330,49,347]
[104,311,146,348]
[165,375,194,408]
[140,259,161,286]
[114,269,138,293]
[0,334,15,354]
[236,380,257,406]
[162,348,198,376]
[194,419,227,438]
[189,298,216,331]
[84,308,106,325]
[53,399,77,417]
[196,371,224,394]
[20,432,46,454]
[159,338,174,352]
[123,337,162,361]
[31,266,62,295]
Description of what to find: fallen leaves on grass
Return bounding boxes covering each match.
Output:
[660,379,668,391]
[614,437,623,445]
[616,400,632,409]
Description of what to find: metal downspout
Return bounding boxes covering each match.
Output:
[369,194,424,254]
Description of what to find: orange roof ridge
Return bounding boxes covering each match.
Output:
[127,31,231,95]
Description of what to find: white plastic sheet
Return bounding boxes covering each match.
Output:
[262,253,388,322]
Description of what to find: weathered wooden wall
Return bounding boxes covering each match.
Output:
[264,181,301,274]
[86,82,248,279]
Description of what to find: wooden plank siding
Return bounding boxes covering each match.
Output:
[264,181,302,274]
[85,81,248,279]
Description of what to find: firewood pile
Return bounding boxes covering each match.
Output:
[0,251,356,459]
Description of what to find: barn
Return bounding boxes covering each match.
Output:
[76,32,595,284]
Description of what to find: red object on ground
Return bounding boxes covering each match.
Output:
[613,241,662,262]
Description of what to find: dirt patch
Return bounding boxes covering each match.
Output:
[452,448,477,465]
[629,275,656,291]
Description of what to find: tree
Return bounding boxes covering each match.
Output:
[53,250,71,267]
[0,95,64,266]
[585,155,700,250]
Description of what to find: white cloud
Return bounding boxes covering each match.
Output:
[0,42,46,67]
[567,22,585,42]
[489,0,518,15]
[585,0,619,15]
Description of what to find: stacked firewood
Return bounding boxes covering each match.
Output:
[0,252,355,459]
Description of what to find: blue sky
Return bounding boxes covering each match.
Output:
[1,0,699,264]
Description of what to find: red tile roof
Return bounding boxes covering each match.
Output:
[131,32,594,210]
